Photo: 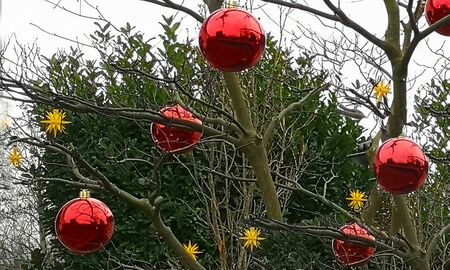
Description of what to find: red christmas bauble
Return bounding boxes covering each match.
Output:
[198,8,265,72]
[425,0,450,36]
[55,192,114,254]
[332,223,375,267]
[151,105,202,154]
[373,137,428,194]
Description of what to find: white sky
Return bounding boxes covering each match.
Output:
[0,0,203,116]
[0,0,449,121]
[1,0,200,55]
[0,0,401,65]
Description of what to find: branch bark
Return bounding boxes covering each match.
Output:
[247,218,408,259]
[14,137,206,270]
[425,223,450,264]
[383,0,401,52]
[0,76,241,146]
[260,0,339,21]
[261,0,391,53]
[402,14,450,72]
[262,83,328,146]
[222,72,282,220]
[138,0,204,23]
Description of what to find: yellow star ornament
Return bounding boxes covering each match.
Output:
[240,227,264,251]
[373,81,391,102]
[40,109,71,136]
[8,147,22,167]
[183,241,201,261]
[346,189,367,212]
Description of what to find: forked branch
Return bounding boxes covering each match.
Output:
[262,83,329,146]
[12,136,206,270]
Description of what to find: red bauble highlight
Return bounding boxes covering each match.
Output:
[332,223,375,267]
[55,196,114,254]
[151,105,202,154]
[198,8,265,72]
[425,0,450,36]
[373,138,428,194]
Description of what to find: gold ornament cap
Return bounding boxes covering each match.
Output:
[227,0,238,8]
[79,189,91,200]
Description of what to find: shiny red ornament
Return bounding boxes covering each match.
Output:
[55,191,114,254]
[373,137,428,194]
[198,8,265,72]
[425,0,450,36]
[151,105,202,154]
[332,223,375,267]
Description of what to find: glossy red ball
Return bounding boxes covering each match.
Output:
[425,0,450,36]
[55,198,114,254]
[151,105,202,154]
[332,223,375,267]
[198,8,265,72]
[373,138,428,194]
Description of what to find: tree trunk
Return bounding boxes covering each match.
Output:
[410,258,430,270]
[245,142,282,220]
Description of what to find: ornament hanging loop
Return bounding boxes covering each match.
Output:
[79,189,91,199]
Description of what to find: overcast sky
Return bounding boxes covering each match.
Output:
[0,0,202,115]
[1,0,449,117]
[1,0,391,52]
[1,0,203,58]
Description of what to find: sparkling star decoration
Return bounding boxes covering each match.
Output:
[240,227,264,251]
[346,189,368,212]
[40,109,71,136]
[8,147,22,167]
[373,81,391,102]
[183,241,201,261]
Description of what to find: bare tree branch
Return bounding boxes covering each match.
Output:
[260,0,339,21]
[425,223,450,263]
[263,83,329,146]
[11,137,206,270]
[138,0,204,22]
[247,217,408,259]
